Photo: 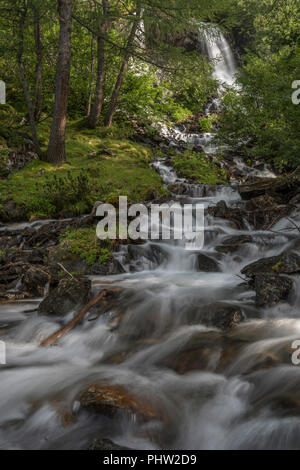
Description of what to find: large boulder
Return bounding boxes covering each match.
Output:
[38,277,91,316]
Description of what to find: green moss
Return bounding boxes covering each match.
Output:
[173,150,228,185]
[0,122,167,220]
[272,259,283,272]
[61,227,113,266]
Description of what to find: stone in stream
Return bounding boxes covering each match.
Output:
[242,251,300,278]
[22,266,50,297]
[254,273,293,307]
[198,303,244,330]
[38,277,91,316]
[238,176,300,204]
[196,253,221,272]
[216,235,253,254]
[80,384,167,422]
[88,438,133,451]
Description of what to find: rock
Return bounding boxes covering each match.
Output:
[254,273,293,307]
[80,384,166,422]
[91,200,104,217]
[242,252,300,278]
[216,235,253,254]
[239,177,300,203]
[38,277,91,316]
[88,438,133,451]
[127,244,169,269]
[198,303,244,329]
[22,266,50,297]
[211,200,228,218]
[1,200,25,222]
[197,253,221,272]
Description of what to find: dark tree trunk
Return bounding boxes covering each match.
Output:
[88,0,109,129]
[104,3,141,128]
[17,3,42,157]
[47,0,73,164]
[33,6,43,121]
[86,36,95,117]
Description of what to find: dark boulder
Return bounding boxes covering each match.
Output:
[254,273,293,307]
[197,253,221,272]
[242,252,300,278]
[38,277,91,316]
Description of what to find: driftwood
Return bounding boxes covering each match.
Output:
[41,288,123,348]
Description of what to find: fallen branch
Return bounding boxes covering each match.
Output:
[41,288,123,348]
[57,263,77,281]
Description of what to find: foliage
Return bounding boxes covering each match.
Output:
[173,150,228,185]
[61,227,112,266]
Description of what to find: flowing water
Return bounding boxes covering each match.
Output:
[0,26,300,451]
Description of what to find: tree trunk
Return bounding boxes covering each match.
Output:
[88,34,105,128]
[86,36,95,117]
[104,3,141,128]
[47,0,73,164]
[17,3,42,157]
[87,0,109,128]
[33,6,43,121]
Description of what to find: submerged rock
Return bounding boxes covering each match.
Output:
[198,303,244,330]
[197,253,221,272]
[80,384,166,422]
[38,277,91,316]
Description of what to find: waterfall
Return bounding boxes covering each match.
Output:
[201,25,237,87]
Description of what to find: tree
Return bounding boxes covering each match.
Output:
[47,0,73,164]
[104,0,142,127]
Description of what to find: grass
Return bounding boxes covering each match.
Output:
[0,121,167,220]
[173,150,228,185]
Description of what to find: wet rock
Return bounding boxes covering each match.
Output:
[245,195,276,211]
[0,262,29,290]
[38,277,91,316]
[242,252,300,278]
[254,273,293,307]
[80,384,166,422]
[216,235,253,254]
[197,253,221,272]
[22,266,50,297]
[88,438,133,451]
[127,243,169,269]
[211,200,228,218]
[198,303,244,329]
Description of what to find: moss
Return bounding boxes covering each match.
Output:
[61,227,113,266]
[173,150,228,185]
[0,122,167,220]
[272,259,283,272]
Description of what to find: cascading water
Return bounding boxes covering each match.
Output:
[201,25,237,88]
[0,26,298,451]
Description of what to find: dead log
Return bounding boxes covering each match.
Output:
[41,288,123,347]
